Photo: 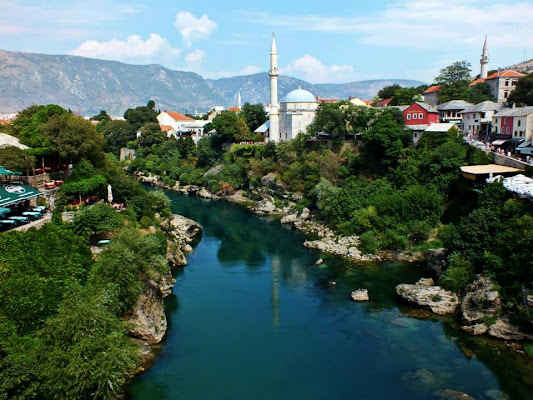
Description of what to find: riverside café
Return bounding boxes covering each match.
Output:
[0,184,43,209]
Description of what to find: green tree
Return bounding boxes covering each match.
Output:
[378,84,401,100]
[467,82,496,103]
[211,111,251,143]
[390,87,421,105]
[0,146,35,175]
[41,113,105,165]
[9,104,67,148]
[308,102,347,139]
[508,73,533,105]
[241,103,267,131]
[434,61,472,103]
[99,120,136,156]
[91,110,111,123]
[124,101,158,130]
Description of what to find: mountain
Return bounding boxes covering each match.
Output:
[0,50,425,116]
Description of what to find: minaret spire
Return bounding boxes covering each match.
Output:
[237,92,242,110]
[480,34,489,79]
[269,33,280,142]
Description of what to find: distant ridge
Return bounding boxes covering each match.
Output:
[501,59,533,74]
[0,49,424,115]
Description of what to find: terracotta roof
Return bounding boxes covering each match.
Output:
[423,85,442,94]
[0,119,12,125]
[485,70,526,80]
[165,111,194,121]
[228,107,241,112]
[469,78,486,86]
[316,97,340,104]
[378,98,392,106]
[160,125,174,131]
[363,100,374,105]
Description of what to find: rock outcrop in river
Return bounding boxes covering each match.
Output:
[396,278,460,315]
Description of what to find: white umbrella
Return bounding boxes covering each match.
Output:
[107,184,113,204]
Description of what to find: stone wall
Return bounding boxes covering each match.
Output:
[492,152,528,170]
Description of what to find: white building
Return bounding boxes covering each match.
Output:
[279,88,318,141]
[266,35,317,142]
[156,110,210,144]
[460,101,503,137]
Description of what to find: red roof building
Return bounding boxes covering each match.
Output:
[469,70,526,102]
[422,85,442,106]
[164,111,194,121]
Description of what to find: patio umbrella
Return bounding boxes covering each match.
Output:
[107,184,113,204]
[0,165,22,175]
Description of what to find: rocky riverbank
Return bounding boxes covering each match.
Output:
[135,173,533,346]
[135,173,423,263]
[396,275,533,343]
[128,213,202,370]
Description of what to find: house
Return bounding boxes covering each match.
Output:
[469,70,526,102]
[348,97,371,107]
[317,97,340,104]
[422,85,442,106]
[403,102,440,143]
[491,106,533,153]
[460,101,503,138]
[156,110,210,144]
[376,98,392,108]
[437,100,472,125]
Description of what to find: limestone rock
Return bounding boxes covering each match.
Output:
[203,164,224,177]
[483,389,510,400]
[161,214,202,244]
[427,248,447,278]
[401,368,439,393]
[417,278,435,286]
[198,187,220,199]
[462,323,489,336]
[252,196,281,214]
[261,172,286,195]
[299,207,310,220]
[315,258,324,265]
[351,289,369,301]
[432,389,475,400]
[396,281,460,315]
[487,317,533,341]
[280,212,298,224]
[129,279,168,344]
[461,275,501,325]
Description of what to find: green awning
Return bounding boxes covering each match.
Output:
[0,207,10,215]
[0,165,22,176]
[0,184,42,207]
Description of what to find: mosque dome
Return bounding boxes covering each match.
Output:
[283,88,316,103]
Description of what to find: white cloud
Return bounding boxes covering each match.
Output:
[247,1,533,50]
[174,11,217,48]
[70,33,181,66]
[281,55,355,83]
[181,49,207,72]
[203,65,262,80]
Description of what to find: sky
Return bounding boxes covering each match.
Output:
[1,0,533,84]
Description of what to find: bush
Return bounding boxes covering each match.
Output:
[380,229,407,251]
[359,231,379,254]
[439,253,475,293]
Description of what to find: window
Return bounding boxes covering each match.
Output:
[518,120,521,127]
[504,117,508,124]
[418,113,423,119]
[512,80,517,86]
[504,91,509,99]
[505,80,509,86]
[407,114,411,120]
[507,127,510,135]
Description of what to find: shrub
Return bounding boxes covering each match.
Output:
[359,231,379,254]
[439,253,475,293]
[380,229,407,251]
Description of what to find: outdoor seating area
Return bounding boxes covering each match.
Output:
[0,205,47,231]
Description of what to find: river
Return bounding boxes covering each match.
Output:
[128,190,532,400]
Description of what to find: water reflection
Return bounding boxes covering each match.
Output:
[129,189,533,400]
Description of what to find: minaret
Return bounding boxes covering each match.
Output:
[237,92,242,110]
[269,33,280,142]
[480,35,489,79]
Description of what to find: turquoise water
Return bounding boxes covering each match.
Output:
[128,192,532,399]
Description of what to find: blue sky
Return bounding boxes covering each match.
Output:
[1,0,532,83]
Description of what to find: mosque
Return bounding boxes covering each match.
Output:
[257,35,318,142]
